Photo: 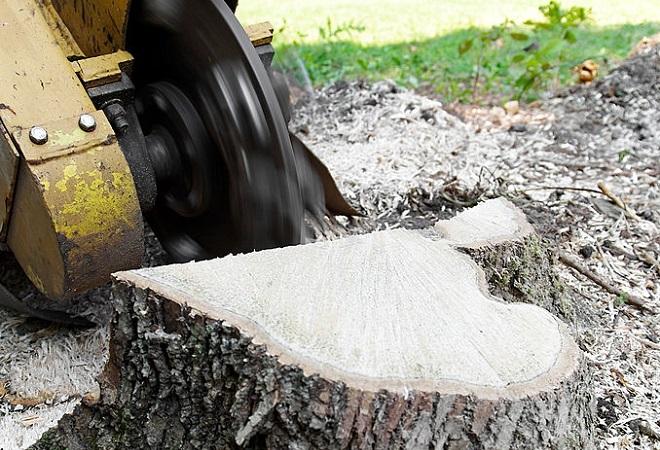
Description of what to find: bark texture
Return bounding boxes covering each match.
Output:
[33,285,594,450]
[464,235,574,323]
[28,199,596,449]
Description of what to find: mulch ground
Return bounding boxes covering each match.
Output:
[0,46,658,449]
[292,47,659,449]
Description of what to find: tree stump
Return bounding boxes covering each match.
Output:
[18,198,594,449]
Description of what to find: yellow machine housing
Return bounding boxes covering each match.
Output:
[0,0,144,299]
[0,0,278,301]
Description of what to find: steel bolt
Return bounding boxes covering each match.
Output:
[103,103,129,136]
[29,126,48,145]
[78,114,96,132]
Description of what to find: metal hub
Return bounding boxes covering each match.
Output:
[139,82,214,218]
[129,0,304,262]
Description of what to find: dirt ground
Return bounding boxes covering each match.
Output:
[0,47,658,449]
[291,47,659,449]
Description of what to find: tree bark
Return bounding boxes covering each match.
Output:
[23,198,594,449]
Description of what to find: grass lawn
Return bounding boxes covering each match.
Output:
[237,0,660,103]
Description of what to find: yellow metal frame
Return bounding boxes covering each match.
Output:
[71,50,134,88]
[38,0,85,59]
[0,124,19,241]
[244,22,275,46]
[50,0,132,57]
[0,0,276,299]
[0,0,143,299]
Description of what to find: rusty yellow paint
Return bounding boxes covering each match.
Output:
[49,131,82,151]
[54,167,135,240]
[1,0,144,300]
[23,265,46,294]
[7,161,67,298]
[0,0,287,300]
[45,1,272,56]
[245,22,275,46]
[0,125,19,241]
[72,50,134,88]
[6,109,143,300]
[0,0,93,131]
[8,140,144,299]
[50,0,131,57]
[37,0,85,59]
[12,110,115,164]
[55,162,78,192]
[1,0,143,299]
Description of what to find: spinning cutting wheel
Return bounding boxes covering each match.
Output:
[0,0,358,322]
[130,0,304,261]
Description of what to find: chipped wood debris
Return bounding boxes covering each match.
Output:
[0,40,658,450]
[292,46,660,449]
[559,252,653,312]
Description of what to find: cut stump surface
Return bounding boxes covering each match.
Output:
[25,198,594,449]
[121,228,573,397]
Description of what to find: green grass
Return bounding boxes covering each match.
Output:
[237,0,660,102]
[237,0,660,43]
[279,23,660,102]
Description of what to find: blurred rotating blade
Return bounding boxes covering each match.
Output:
[269,70,359,218]
[131,0,303,261]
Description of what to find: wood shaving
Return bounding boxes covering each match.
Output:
[292,46,660,449]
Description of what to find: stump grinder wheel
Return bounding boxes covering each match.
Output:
[129,0,304,262]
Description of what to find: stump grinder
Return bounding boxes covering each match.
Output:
[0,0,355,322]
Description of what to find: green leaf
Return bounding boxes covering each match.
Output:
[512,54,526,63]
[563,29,577,43]
[515,74,531,88]
[510,32,529,41]
[616,293,628,306]
[526,21,552,31]
[537,38,562,56]
[458,38,474,55]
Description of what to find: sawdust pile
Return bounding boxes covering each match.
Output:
[292,79,486,229]
[293,47,660,449]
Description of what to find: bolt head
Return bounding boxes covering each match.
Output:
[78,114,97,132]
[29,126,48,145]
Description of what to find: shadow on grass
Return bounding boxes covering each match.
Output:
[274,22,660,103]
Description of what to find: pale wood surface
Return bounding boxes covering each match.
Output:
[118,199,576,398]
[435,197,535,247]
